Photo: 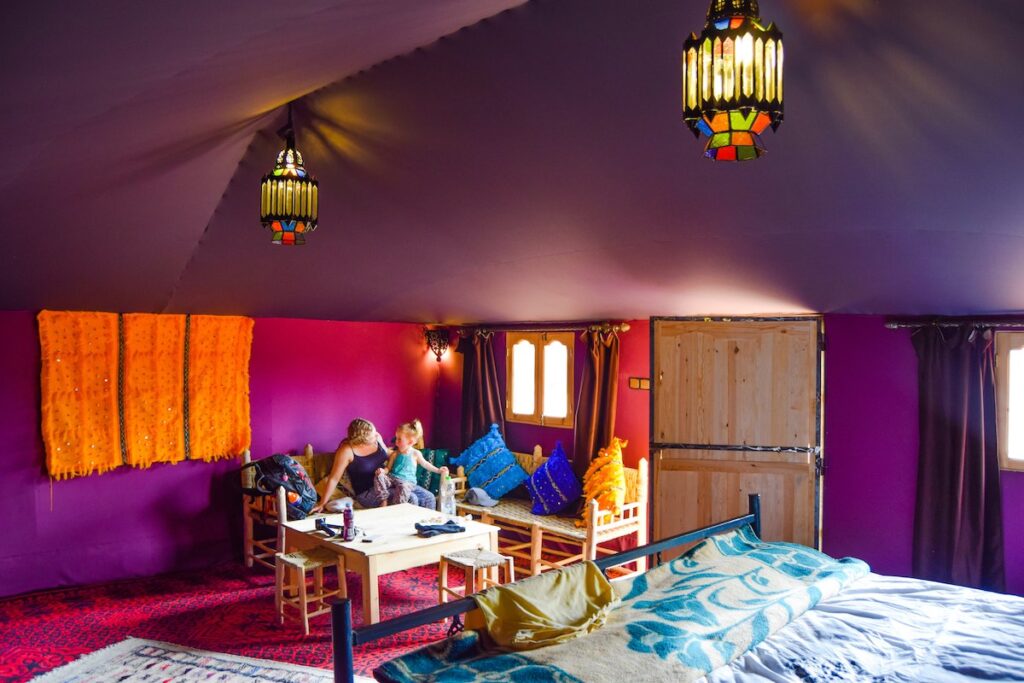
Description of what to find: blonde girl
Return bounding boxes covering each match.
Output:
[385,419,447,509]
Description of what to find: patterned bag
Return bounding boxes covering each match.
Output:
[241,454,318,520]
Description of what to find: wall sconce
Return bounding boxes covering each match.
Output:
[425,328,449,362]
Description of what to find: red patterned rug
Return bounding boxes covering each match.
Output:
[0,562,456,682]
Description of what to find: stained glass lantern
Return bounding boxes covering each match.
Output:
[260,107,318,245]
[682,0,783,161]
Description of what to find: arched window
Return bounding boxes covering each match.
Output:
[506,331,575,428]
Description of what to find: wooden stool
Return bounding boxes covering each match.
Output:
[275,547,347,635]
[438,548,515,603]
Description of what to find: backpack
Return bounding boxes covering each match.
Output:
[241,454,318,520]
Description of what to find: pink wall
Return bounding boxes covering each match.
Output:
[616,322,651,468]
[0,312,437,598]
[822,314,1024,595]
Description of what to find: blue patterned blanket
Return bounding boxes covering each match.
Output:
[375,526,869,683]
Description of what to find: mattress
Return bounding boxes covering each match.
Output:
[702,573,1024,682]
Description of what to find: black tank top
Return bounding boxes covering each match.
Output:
[346,443,389,495]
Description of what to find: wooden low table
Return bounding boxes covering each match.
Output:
[282,503,499,625]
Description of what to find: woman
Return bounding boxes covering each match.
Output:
[311,418,392,513]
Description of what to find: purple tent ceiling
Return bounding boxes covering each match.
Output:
[3,0,1024,323]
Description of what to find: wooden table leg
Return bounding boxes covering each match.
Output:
[438,557,449,604]
[363,563,380,625]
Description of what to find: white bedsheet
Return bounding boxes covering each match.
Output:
[701,573,1024,682]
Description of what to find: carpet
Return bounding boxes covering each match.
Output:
[0,563,459,683]
[31,637,362,682]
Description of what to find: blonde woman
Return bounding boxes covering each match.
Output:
[311,418,391,513]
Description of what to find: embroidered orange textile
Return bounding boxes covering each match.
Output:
[38,311,253,478]
[123,313,186,467]
[39,311,122,479]
[187,315,253,462]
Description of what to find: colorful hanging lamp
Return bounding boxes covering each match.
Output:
[260,104,319,245]
[682,0,784,161]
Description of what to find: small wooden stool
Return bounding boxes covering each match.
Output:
[275,547,347,635]
[438,548,515,603]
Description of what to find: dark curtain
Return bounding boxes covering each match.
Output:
[912,325,1005,592]
[459,331,504,451]
[572,330,620,478]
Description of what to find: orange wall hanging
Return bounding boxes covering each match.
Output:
[38,310,253,479]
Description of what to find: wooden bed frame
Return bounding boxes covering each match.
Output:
[330,493,762,683]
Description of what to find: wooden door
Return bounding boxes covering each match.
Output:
[651,318,822,551]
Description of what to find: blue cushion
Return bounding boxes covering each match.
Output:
[450,424,528,499]
[525,442,582,515]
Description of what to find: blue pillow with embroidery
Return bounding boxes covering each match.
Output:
[525,441,582,515]
[450,424,528,499]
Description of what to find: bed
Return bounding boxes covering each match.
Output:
[329,495,1024,682]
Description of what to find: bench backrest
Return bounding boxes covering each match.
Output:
[292,444,336,484]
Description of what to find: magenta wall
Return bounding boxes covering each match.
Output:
[822,314,1024,595]
[820,315,919,576]
[0,312,437,598]
[249,318,440,456]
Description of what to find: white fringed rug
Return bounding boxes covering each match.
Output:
[32,637,375,682]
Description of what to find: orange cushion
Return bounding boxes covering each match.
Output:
[577,437,627,526]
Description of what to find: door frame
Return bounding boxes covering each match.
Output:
[648,316,825,547]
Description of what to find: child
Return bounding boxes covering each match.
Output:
[380,419,447,509]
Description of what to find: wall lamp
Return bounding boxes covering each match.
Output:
[425,328,450,362]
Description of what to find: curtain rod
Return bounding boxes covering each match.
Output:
[458,322,631,335]
[885,320,1024,330]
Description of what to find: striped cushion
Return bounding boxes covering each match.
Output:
[450,424,528,499]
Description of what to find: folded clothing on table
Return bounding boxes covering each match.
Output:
[415,521,465,537]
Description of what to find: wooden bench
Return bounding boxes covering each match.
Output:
[455,447,648,579]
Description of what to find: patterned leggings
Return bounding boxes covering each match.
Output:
[354,473,436,510]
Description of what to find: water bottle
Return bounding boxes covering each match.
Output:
[439,475,456,516]
[342,503,356,541]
